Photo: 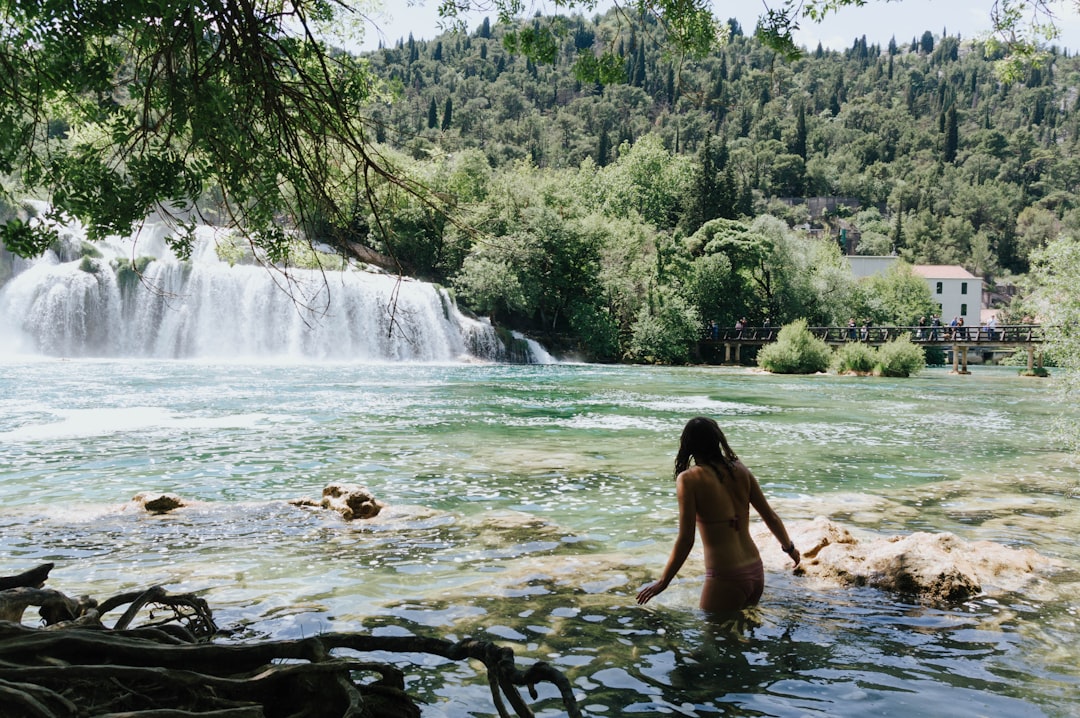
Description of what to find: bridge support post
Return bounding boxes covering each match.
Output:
[722,342,741,365]
[951,344,970,374]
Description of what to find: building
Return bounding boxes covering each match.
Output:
[845,255,899,279]
[910,265,983,326]
[844,257,985,325]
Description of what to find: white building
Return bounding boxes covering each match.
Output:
[845,255,898,279]
[844,256,984,324]
[910,265,982,325]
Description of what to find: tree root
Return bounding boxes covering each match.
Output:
[0,565,582,718]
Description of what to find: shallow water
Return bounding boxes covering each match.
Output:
[1,359,1077,717]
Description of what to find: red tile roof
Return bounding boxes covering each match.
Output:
[911,265,979,279]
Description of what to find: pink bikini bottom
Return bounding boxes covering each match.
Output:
[704,558,764,608]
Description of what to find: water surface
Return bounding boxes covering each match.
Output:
[1,360,1077,717]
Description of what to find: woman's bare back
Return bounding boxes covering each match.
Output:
[684,462,762,570]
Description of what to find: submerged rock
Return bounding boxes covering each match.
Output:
[291,482,384,521]
[131,492,186,514]
[757,517,1059,603]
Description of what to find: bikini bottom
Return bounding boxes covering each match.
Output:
[702,558,764,610]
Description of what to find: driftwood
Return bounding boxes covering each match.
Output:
[0,564,581,718]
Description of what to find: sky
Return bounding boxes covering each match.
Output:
[356,0,1080,53]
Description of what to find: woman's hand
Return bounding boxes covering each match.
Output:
[785,544,801,568]
[636,580,668,605]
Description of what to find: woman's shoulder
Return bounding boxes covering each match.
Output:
[677,465,708,482]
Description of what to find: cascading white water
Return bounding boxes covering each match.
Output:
[0,218,549,363]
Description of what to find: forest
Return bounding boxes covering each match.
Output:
[339,9,1080,361]
[1,3,1078,364]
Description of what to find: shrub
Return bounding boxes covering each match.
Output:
[757,319,832,374]
[629,293,701,364]
[874,335,926,377]
[832,341,877,374]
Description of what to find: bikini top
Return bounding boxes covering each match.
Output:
[694,460,746,530]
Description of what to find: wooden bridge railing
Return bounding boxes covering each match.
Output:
[708,324,1045,347]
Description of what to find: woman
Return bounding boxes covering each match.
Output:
[636,416,800,612]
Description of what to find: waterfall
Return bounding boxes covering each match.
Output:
[0,219,551,363]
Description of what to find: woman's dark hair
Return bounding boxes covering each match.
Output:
[674,416,738,480]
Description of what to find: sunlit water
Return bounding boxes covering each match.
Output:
[1,359,1077,717]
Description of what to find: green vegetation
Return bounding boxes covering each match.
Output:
[1027,233,1080,448]
[873,335,926,377]
[340,8,1080,360]
[832,342,878,374]
[2,1,1077,364]
[762,321,925,377]
[757,319,832,374]
[115,256,158,292]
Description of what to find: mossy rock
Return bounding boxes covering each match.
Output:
[79,256,101,273]
[115,256,156,291]
[80,241,103,258]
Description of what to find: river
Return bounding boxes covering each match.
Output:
[0,359,1077,717]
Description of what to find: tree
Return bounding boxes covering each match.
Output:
[1027,232,1080,452]
[1,0,1069,268]
[629,287,701,364]
[442,96,454,130]
[592,134,693,230]
[0,0,425,267]
[855,262,938,326]
[944,106,959,163]
[428,97,440,129]
[794,103,808,161]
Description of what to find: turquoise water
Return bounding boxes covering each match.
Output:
[1,359,1077,717]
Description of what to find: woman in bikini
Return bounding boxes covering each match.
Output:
[636,416,800,612]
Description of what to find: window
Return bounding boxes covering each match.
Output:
[936,281,943,294]
[961,282,968,295]
[961,303,968,316]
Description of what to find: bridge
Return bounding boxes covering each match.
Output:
[699,324,1047,374]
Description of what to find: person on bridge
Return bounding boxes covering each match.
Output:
[636,417,800,613]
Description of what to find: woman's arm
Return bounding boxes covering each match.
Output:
[747,470,801,567]
[636,472,697,604]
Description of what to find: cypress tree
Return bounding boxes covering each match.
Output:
[442,96,453,131]
[427,97,438,129]
[944,106,958,162]
[737,179,753,218]
[794,104,807,160]
[633,43,646,87]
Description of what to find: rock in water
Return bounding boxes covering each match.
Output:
[291,482,384,521]
[759,516,1058,603]
[132,492,187,514]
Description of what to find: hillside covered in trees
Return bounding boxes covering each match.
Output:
[341,9,1080,361]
